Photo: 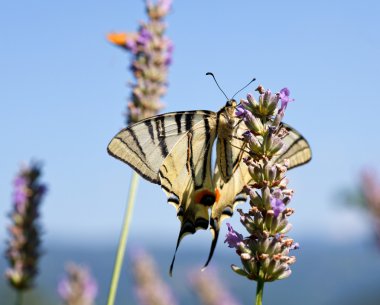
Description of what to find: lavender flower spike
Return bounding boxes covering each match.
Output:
[5,162,47,291]
[189,267,242,305]
[224,85,311,305]
[132,250,177,305]
[108,0,173,125]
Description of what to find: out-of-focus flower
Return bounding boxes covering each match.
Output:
[58,262,98,305]
[132,250,177,305]
[5,162,47,290]
[189,267,242,305]
[108,0,173,125]
[226,88,300,285]
[361,170,380,234]
[342,169,380,244]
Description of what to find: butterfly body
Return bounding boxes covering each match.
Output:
[107,101,311,273]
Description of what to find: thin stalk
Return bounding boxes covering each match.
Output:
[106,171,139,305]
[255,279,264,305]
[15,291,23,305]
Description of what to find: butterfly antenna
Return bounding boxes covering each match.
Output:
[206,72,230,101]
[231,77,256,99]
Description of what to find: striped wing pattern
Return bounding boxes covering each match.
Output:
[158,115,218,274]
[107,110,215,183]
[273,123,312,169]
[108,111,220,274]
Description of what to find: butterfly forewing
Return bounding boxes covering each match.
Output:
[107,111,216,184]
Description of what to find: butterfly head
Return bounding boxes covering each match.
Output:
[225,99,237,108]
[223,99,238,124]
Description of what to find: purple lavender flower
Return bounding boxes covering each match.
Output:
[226,87,309,297]
[279,87,294,112]
[136,28,152,47]
[5,162,47,291]
[189,267,242,305]
[13,176,28,211]
[235,104,248,118]
[158,0,172,14]
[126,37,137,53]
[224,223,244,249]
[58,262,98,305]
[132,250,177,305]
[147,0,172,19]
[108,0,173,125]
[270,196,286,217]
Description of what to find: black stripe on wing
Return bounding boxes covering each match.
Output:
[273,123,312,169]
[107,137,158,183]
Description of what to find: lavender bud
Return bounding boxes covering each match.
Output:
[58,263,98,305]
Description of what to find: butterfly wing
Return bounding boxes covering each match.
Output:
[272,122,312,168]
[108,110,216,183]
[159,114,218,274]
[108,110,218,274]
[203,120,251,267]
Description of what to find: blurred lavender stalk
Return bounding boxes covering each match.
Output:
[225,87,301,304]
[360,170,380,240]
[108,0,173,125]
[189,268,241,305]
[132,250,177,305]
[342,169,380,244]
[5,162,47,304]
[58,262,98,305]
[106,2,173,305]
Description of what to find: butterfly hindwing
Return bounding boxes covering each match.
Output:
[273,122,312,169]
[158,114,218,274]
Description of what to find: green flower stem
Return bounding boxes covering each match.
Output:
[255,279,264,305]
[15,291,23,305]
[106,171,139,305]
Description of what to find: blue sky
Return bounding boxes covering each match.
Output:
[1,0,380,248]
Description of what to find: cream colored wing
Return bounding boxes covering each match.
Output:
[202,119,251,268]
[157,115,218,275]
[273,123,312,169]
[107,110,216,183]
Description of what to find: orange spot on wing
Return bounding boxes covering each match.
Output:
[214,188,221,204]
[195,190,213,204]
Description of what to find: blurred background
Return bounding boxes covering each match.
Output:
[1,0,380,304]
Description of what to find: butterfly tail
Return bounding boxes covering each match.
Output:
[169,217,209,276]
[202,217,220,271]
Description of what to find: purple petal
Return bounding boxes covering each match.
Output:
[158,0,172,13]
[126,39,137,53]
[224,223,244,249]
[270,196,285,217]
[235,104,247,118]
[279,87,294,112]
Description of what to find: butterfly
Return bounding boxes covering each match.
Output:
[107,98,311,274]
